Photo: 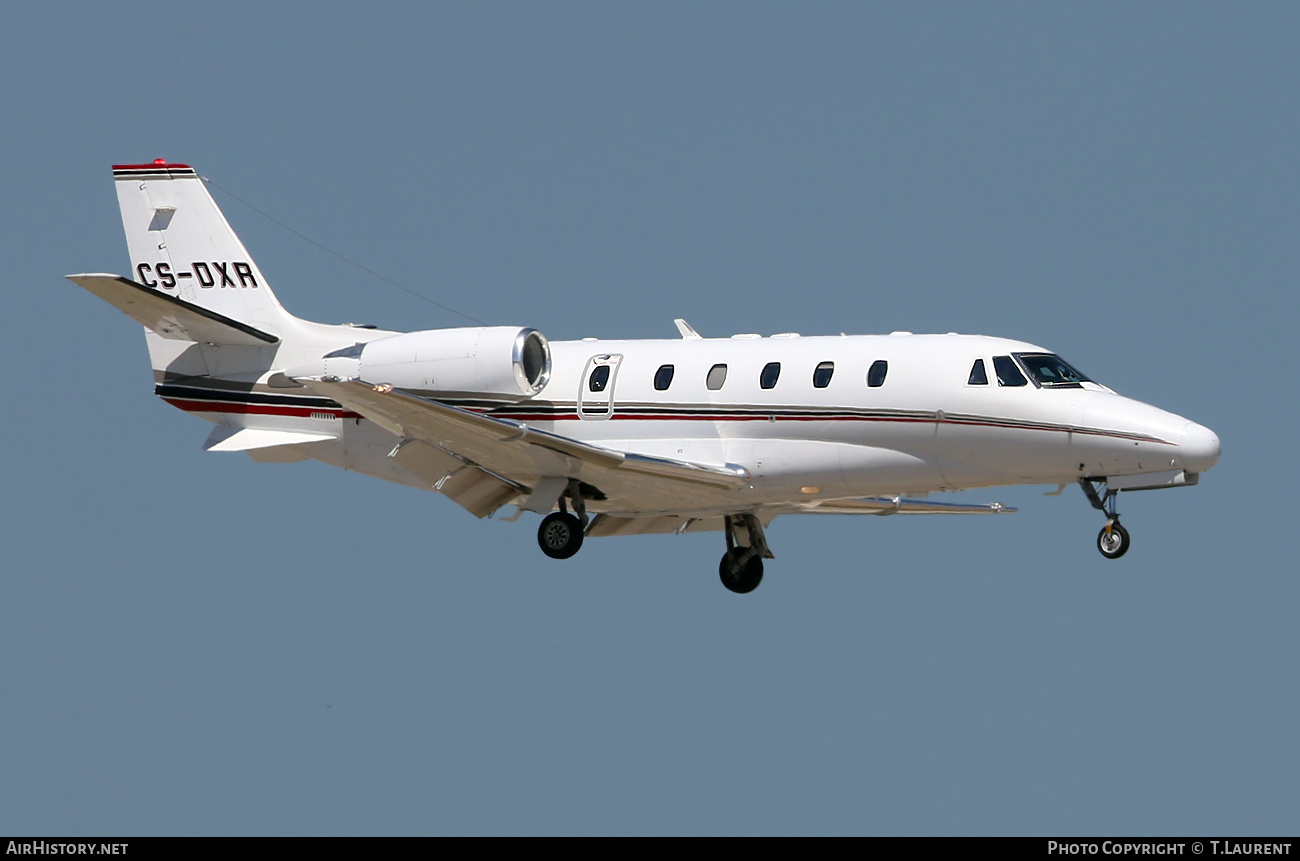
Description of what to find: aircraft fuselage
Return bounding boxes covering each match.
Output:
[407,331,1218,509]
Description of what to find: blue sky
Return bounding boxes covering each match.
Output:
[2,3,1296,835]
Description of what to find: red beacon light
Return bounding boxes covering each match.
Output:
[153,158,166,165]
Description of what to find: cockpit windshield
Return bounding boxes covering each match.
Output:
[1013,353,1092,388]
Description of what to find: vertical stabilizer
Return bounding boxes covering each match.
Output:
[113,161,297,335]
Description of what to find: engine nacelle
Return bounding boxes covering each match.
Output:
[290,326,551,401]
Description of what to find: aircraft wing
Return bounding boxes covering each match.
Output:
[66,274,279,346]
[798,497,1016,515]
[300,379,751,513]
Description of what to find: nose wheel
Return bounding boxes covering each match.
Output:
[1079,479,1133,560]
[1096,520,1130,559]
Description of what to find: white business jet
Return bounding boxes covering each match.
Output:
[67,161,1220,593]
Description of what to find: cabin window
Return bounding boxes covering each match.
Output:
[588,365,611,392]
[813,361,835,388]
[760,362,781,389]
[706,364,728,390]
[867,360,888,388]
[993,355,1027,387]
[968,359,988,386]
[654,364,675,391]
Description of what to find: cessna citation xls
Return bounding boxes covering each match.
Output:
[68,161,1220,593]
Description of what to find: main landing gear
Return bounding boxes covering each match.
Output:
[538,511,584,559]
[536,482,589,560]
[1079,479,1132,560]
[532,487,776,595]
[719,514,774,594]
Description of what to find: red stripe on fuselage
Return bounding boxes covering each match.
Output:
[164,396,1168,446]
[502,412,1169,443]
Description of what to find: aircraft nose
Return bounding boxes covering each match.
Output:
[1180,421,1220,473]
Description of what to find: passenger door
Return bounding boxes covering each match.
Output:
[578,354,623,421]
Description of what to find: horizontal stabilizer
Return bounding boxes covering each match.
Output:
[804,496,1016,516]
[203,426,336,452]
[66,274,279,346]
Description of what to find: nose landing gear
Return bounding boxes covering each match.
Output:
[1079,479,1131,560]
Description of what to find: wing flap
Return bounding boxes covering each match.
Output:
[388,439,524,518]
[435,466,524,518]
[66,274,279,346]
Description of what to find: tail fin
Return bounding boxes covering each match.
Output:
[113,161,297,334]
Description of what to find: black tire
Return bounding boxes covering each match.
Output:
[718,549,764,594]
[1097,521,1131,560]
[538,512,584,559]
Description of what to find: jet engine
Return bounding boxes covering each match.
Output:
[290,326,551,401]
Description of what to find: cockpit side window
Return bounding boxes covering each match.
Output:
[1013,353,1091,388]
[324,343,365,359]
[993,356,1027,387]
[968,359,988,386]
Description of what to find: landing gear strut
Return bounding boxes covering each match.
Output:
[719,514,774,594]
[1079,479,1131,560]
[537,481,590,560]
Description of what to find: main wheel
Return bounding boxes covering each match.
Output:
[538,512,584,559]
[718,549,764,594]
[1096,521,1131,559]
